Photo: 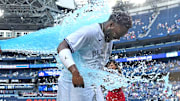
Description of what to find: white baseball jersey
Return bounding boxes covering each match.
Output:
[65,23,109,68]
[57,23,112,101]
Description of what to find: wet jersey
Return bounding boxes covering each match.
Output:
[65,23,112,69]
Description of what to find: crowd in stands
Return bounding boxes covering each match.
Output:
[119,6,180,42]
[125,81,180,100]
[109,58,180,100]
[0,50,59,98]
[38,76,58,84]
[0,67,59,97]
[32,59,57,64]
[152,5,180,36]
[108,47,180,100]
[156,18,180,35]
[113,52,180,72]
[111,50,153,59]
[0,55,180,100]
[0,51,55,59]
[0,69,38,79]
[0,58,56,65]
[103,53,180,100]
[120,12,156,41]
[122,31,136,40]
[0,90,16,95]
[0,51,180,100]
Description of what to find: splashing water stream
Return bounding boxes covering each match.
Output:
[0,0,173,97]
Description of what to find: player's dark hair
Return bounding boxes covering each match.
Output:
[105,60,122,74]
[109,12,132,29]
[105,60,118,68]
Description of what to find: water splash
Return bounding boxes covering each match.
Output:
[0,0,111,53]
[0,0,174,98]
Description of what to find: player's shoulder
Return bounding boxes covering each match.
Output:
[81,23,100,32]
[75,23,100,38]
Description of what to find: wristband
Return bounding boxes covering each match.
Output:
[59,48,75,68]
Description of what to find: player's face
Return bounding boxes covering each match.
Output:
[104,22,128,42]
[108,62,117,69]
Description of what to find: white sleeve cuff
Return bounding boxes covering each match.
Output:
[58,48,75,68]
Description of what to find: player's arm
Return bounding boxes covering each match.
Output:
[57,40,84,88]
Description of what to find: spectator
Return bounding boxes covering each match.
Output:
[106,60,125,101]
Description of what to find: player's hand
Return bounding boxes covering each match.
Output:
[72,72,84,88]
[68,64,84,88]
